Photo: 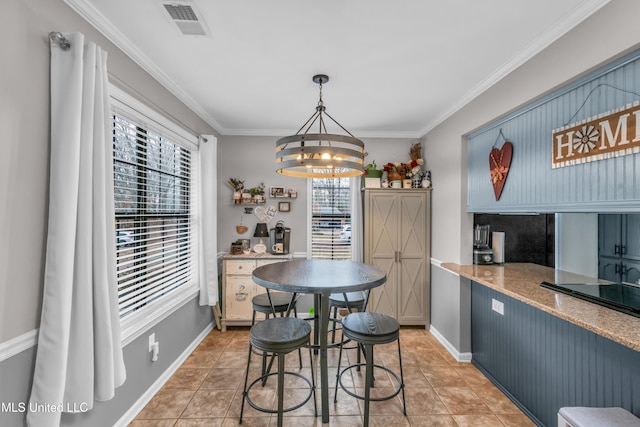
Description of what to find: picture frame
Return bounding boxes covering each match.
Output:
[270,186,286,198]
[278,201,290,212]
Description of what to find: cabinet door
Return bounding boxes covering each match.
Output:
[599,214,622,257]
[225,276,255,320]
[598,256,621,282]
[366,192,399,317]
[623,259,640,285]
[397,193,428,323]
[369,258,398,317]
[623,214,640,260]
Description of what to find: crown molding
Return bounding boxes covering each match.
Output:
[418,0,610,137]
[65,0,608,139]
[64,0,225,134]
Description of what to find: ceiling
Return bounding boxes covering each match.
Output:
[67,0,608,138]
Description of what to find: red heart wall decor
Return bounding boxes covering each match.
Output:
[489,141,513,201]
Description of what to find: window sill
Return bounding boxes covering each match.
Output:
[120,283,200,347]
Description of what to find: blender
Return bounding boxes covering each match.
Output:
[473,224,494,265]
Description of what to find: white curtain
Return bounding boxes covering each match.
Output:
[350,176,363,262]
[198,135,219,305]
[28,33,126,427]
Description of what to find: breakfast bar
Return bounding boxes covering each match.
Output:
[441,262,640,426]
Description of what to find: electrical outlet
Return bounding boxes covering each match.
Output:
[149,333,156,352]
[491,298,504,315]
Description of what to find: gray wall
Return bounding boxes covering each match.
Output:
[0,298,211,427]
[216,135,419,255]
[423,0,640,356]
[0,0,218,425]
[424,0,640,265]
[0,0,218,344]
[430,265,471,356]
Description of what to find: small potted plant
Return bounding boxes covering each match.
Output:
[228,178,244,204]
[364,160,383,178]
[248,182,266,203]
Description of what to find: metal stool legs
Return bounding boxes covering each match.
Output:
[334,312,406,427]
[239,317,317,427]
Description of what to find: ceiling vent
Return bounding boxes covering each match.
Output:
[160,1,210,36]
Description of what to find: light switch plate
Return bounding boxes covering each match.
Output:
[492,298,504,315]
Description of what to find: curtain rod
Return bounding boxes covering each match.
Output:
[48,31,207,142]
[49,32,70,51]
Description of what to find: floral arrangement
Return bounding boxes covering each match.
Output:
[383,143,425,179]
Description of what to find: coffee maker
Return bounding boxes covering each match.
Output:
[269,220,291,254]
[473,224,494,265]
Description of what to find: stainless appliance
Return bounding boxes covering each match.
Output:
[269,220,291,254]
[541,282,640,318]
[473,224,494,264]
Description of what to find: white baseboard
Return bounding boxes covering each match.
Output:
[429,325,472,363]
[0,329,38,363]
[114,322,214,427]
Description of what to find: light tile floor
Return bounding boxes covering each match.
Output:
[131,327,535,426]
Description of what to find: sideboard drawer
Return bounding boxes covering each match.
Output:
[225,260,256,275]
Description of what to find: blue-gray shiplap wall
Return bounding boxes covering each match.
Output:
[471,282,640,427]
[468,49,640,213]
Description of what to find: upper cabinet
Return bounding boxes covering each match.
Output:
[467,49,640,213]
[598,214,640,283]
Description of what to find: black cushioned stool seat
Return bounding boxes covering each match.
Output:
[251,292,302,375]
[334,312,406,427]
[240,316,316,427]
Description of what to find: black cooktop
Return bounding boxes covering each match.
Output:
[540,281,640,318]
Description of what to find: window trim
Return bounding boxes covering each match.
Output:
[110,85,200,346]
[306,175,352,260]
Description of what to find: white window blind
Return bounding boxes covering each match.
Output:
[112,112,194,318]
[311,172,352,260]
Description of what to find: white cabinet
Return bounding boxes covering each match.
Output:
[221,253,292,331]
[364,189,431,326]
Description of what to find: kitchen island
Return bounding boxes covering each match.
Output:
[441,262,640,427]
[441,262,640,351]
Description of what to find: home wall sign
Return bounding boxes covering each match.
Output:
[552,101,640,169]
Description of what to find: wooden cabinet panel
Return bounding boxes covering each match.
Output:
[225,276,254,320]
[365,189,430,325]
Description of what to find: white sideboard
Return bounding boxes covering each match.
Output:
[220,253,292,331]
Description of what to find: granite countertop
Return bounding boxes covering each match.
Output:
[441,262,640,352]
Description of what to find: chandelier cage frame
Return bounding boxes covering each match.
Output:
[275,74,365,178]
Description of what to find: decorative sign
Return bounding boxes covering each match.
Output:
[490,141,513,201]
[552,101,640,168]
[254,205,277,223]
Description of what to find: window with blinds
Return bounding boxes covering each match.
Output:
[112,113,194,319]
[311,172,351,260]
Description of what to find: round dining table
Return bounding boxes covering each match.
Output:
[252,259,387,423]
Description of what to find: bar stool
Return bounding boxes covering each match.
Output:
[251,292,302,380]
[240,316,317,427]
[329,291,367,343]
[334,312,406,427]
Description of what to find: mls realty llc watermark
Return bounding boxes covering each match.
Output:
[2,401,89,413]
